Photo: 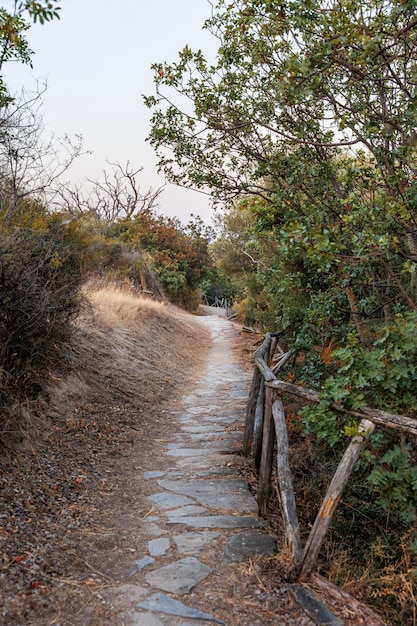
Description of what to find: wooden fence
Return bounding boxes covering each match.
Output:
[243,331,417,581]
[201,294,232,316]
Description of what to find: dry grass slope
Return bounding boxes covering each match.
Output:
[46,285,209,424]
[0,285,210,625]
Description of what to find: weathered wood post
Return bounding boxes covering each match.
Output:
[253,377,265,468]
[257,385,276,509]
[297,418,375,581]
[243,366,262,456]
[272,399,302,562]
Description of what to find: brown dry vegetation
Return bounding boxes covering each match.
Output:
[0,285,210,625]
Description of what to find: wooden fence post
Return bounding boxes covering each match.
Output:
[272,399,302,562]
[253,378,265,469]
[257,386,276,510]
[243,367,262,456]
[297,418,375,581]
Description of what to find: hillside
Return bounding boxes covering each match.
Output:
[0,286,211,625]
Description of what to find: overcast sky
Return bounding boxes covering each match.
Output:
[4,0,219,224]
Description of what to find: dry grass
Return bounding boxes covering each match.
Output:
[86,286,167,328]
[44,285,210,424]
[0,283,211,625]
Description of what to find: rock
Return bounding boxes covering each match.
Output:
[223,530,276,563]
[288,585,343,626]
[144,557,212,595]
[148,537,170,557]
[137,592,225,624]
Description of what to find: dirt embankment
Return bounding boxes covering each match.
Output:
[0,286,211,625]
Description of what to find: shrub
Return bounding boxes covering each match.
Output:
[0,204,85,408]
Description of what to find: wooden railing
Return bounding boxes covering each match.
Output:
[243,331,417,581]
[201,294,232,315]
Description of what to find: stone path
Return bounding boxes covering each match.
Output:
[102,311,277,625]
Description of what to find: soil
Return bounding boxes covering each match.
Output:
[0,292,386,626]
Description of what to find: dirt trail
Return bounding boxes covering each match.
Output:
[0,294,313,626]
[91,309,314,626]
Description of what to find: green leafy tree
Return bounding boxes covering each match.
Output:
[145,0,417,324]
[146,3,417,605]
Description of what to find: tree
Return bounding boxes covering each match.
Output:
[55,160,164,224]
[145,3,417,574]
[0,1,61,106]
[0,88,83,220]
[145,0,417,323]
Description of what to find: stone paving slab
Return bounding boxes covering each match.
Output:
[168,504,209,517]
[157,478,259,515]
[180,425,226,434]
[148,537,170,557]
[131,612,164,626]
[173,531,220,555]
[137,593,226,625]
[171,454,238,470]
[118,314,276,626]
[166,447,231,457]
[166,515,263,529]
[145,557,212,595]
[223,530,276,563]
[147,492,195,509]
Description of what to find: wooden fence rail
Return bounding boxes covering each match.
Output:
[201,294,232,315]
[243,331,417,580]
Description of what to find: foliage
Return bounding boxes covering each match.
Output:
[146,0,417,331]
[0,1,60,107]
[0,199,86,403]
[199,266,238,302]
[114,211,215,308]
[146,1,417,617]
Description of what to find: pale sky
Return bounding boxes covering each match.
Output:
[4,0,219,224]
